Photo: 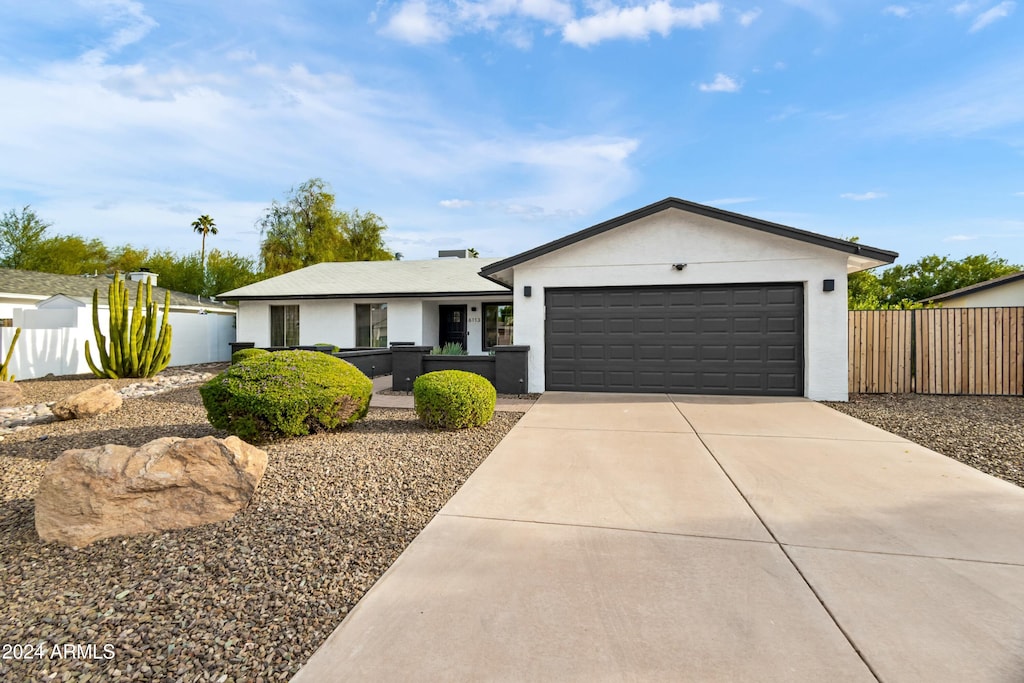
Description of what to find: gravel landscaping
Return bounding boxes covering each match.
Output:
[0,377,520,681]
[825,394,1024,489]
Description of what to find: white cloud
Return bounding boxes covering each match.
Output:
[698,73,741,92]
[1015,191,1024,197]
[79,0,158,65]
[840,191,887,201]
[951,1,982,16]
[440,198,474,208]
[970,1,1015,32]
[456,0,574,28]
[944,234,978,241]
[738,7,762,25]
[382,1,452,44]
[563,1,721,47]
[882,5,911,18]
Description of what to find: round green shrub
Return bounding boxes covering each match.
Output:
[200,349,373,443]
[231,347,270,364]
[413,370,496,429]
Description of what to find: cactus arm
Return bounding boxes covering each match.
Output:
[1,327,21,382]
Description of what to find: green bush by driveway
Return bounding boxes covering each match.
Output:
[201,350,372,442]
[413,370,496,429]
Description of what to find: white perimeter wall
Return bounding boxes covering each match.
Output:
[509,208,852,401]
[1,308,235,380]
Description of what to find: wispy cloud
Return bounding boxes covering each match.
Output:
[738,7,762,26]
[951,1,983,17]
[970,1,1015,32]
[698,73,741,92]
[563,1,722,47]
[841,191,887,201]
[79,0,158,65]
[382,1,452,44]
[944,234,978,242]
[781,0,839,24]
[1015,191,1024,197]
[440,198,474,208]
[882,5,911,18]
[868,56,1024,138]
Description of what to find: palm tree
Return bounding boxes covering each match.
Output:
[191,215,217,274]
[467,247,479,258]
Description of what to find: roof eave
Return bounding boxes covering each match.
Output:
[479,197,898,278]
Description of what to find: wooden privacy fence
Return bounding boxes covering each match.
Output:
[849,307,1024,395]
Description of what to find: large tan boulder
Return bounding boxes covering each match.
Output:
[0,382,23,407]
[52,383,122,420]
[35,436,268,548]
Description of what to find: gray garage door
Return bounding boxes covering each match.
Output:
[545,284,804,395]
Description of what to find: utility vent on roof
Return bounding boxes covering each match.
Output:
[438,249,469,259]
[126,270,158,287]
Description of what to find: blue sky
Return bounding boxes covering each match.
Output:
[1,0,1022,267]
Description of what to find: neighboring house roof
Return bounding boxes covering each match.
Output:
[479,197,898,285]
[918,271,1024,304]
[218,258,512,300]
[0,268,235,312]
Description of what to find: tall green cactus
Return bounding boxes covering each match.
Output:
[1,327,20,382]
[85,273,173,379]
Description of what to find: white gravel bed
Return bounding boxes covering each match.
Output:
[0,385,519,681]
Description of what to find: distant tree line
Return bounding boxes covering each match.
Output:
[848,241,1020,309]
[0,178,396,297]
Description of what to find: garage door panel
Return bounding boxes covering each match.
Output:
[546,284,803,395]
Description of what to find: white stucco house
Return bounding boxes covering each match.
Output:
[221,198,897,401]
[919,271,1024,307]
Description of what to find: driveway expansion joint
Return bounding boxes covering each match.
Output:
[780,542,1024,568]
[437,512,778,546]
[672,401,883,683]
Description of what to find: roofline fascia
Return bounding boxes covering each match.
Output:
[479,197,898,277]
[220,289,512,302]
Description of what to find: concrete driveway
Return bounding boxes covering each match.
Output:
[293,393,1024,682]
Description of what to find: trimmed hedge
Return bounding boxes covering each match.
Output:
[200,349,372,443]
[231,347,270,364]
[413,370,496,429]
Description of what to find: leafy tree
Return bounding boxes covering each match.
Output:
[467,247,480,258]
[344,210,395,261]
[141,250,205,296]
[879,254,1019,304]
[205,249,263,296]
[107,244,151,274]
[22,235,109,275]
[257,178,395,276]
[0,206,51,269]
[191,215,218,274]
[848,252,1021,309]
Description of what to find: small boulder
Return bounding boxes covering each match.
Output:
[52,384,122,420]
[0,382,23,408]
[35,436,268,548]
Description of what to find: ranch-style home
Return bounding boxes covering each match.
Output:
[919,271,1024,307]
[221,198,897,401]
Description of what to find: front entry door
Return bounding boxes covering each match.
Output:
[439,305,468,351]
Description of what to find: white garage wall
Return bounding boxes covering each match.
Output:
[510,209,852,401]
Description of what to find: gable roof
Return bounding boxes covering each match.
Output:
[218,258,511,300]
[919,271,1024,304]
[479,197,898,285]
[0,268,235,312]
